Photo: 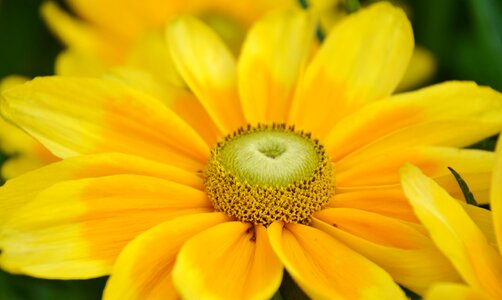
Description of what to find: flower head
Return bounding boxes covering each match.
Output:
[1,2,502,299]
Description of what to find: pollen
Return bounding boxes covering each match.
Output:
[204,124,335,226]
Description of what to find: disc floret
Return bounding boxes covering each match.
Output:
[204,124,335,226]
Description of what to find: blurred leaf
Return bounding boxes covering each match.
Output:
[0,270,106,300]
[0,0,61,78]
[465,0,502,91]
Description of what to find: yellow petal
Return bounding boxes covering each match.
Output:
[335,146,495,204]
[0,152,204,228]
[104,67,220,145]
[166,16,245,134]
[41,1,126,64]
[425,283,491,300]
[1,155,55,179]
[325,81,502,164]
[268,222,406,299]
[1,77,210,171]
[401,164,502,298]
[312,208,460,294]
[172,222,283,300]
[397,46,437,92]
[461,202,498,250]
[238,8,315,123]
[65,0,144,41]
[55,50,107,77]
[103,213,230,300]
[125,32,185,88]
[0,76,58,178]
[288,2,413,136]
[328,187,418,222]
[0,174,211,279]
[492,137,502,253]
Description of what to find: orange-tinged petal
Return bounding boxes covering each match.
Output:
[288,2,413,136]
[166,16,245,134]
[0,152,204,227]
[335,146,495,203]
[105,67,220,145]
[66,0,144,41]
[172,222,282,300]
[0,174,211,279]
[492,138,502,253]
[328,187,418,222]
[325,81,502,164]
[401,164,502,298]
[238,8,315,123]
[103,213,230,300]
[312,208,460,294]
[314,208,428,249]
[425,283,491,300]
[268,222,406,299]
[1,77,210,170]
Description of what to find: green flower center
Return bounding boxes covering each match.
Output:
[204,124,335,226]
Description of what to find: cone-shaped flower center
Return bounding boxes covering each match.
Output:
[204,124,335,226]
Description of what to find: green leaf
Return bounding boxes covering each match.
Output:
[448,167,478,206]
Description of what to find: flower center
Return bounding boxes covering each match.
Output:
[204,124,335,226]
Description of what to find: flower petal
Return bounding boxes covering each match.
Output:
[172,222,282,300]
[491,138,502,253]
[1,77,210,171]
[325,81,502,164]
[425,283,491,300]
[238,8,315,123]
[41,1,126,64]
[401,164,502,298]
[65,0,143,40]
[55,50,107,77]
[0,152,203,227]
[312,208,460,294]
[396,46,436,92]
[166,16,245,134]
[125,32,185,88]
[105,67,220,145]
[268,222,406,299]
[0,174,211,278]
[328,187,418,222]
[288,2,413,136]
[335,146,495,203]
[0,76,59,178]
[103,213,230,300]
[461,202,498,250]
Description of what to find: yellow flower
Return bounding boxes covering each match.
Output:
[1,3,502,299]
[401,139,502,299]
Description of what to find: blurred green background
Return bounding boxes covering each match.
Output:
[0,0,501,298]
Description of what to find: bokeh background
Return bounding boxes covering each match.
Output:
[0,0,501,298]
